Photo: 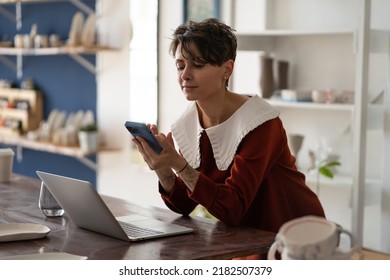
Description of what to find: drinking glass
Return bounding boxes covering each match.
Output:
[38,181,64,217]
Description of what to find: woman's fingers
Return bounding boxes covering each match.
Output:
[147,124,159,135]
[132,131,178,171]
[167,132,174,146]
[132,138,147,159]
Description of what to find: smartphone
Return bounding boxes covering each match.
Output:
[124,121,163,154]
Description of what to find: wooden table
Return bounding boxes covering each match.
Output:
[0,174,275,260]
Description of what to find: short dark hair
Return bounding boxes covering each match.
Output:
[169,18,237,66]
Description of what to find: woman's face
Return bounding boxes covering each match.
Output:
[174,44,232,102]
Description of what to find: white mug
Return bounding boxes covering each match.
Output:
[268,216,358,260]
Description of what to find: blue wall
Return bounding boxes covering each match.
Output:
[0,1,97,185]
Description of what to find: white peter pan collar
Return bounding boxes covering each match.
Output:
[171,95,280,171]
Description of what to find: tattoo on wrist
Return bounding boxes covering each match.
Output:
[156,169,176,191]
[177,164,199,192]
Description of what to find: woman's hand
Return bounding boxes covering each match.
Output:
[131,125,186,173]
[131,124,189,193]
[131,124,199,193]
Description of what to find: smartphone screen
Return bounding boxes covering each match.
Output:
[124,121,163,154]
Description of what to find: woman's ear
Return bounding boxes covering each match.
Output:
[224,59,234,78]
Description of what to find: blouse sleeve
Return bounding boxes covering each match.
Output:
[159,177,198,216]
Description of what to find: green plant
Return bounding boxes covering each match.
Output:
[316,160,341,195]
[79,123,97,132]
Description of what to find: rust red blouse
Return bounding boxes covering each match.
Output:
[160,97,325,233]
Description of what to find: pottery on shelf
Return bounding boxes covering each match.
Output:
[259,55,275,99]
[277,60,289,90]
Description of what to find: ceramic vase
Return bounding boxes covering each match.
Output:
[78,131,97,154]
[277,60,289,90]
[288,134,304,167]
[259,55,275,99]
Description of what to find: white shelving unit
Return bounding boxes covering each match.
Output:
[267,99,354,112]
[229,0,389,252]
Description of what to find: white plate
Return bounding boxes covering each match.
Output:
[81,13,96,46]
[68,11,84,45]
[0,223,50,242]
[1,252,87,260]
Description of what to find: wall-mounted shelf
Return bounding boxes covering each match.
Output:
[0,0,108,77]
[237,29,356,37]
[0,45,111,55]
[304,172,382,207]
[268,99,384,131]
[0,133,102,170]
[0,45,114,78]
[0,0,106,179]
[236,29,356,53]
[0,0,94,30]
[267,99,354,112]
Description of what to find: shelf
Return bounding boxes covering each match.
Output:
[0,133,104,169]
[236,29,357,54]
[0,46,113,56]
[0,134,88,156]
[305,172,382,206]
[268,99,384,130]
[0,46,114,78]
[237,29,355,37]
[305,172,352,187]
[0,1,111,77]
[267,99,354,112]
[0,0,108,173]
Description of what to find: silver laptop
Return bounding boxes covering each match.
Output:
[36,171,194,242]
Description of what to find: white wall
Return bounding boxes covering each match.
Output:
[268,0,358,29]
[158,0,233,132]
[157,0,187,133]
[96,0,167,208]
[97,0,131,151]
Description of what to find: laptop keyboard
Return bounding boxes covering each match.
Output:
[118,221,164,238]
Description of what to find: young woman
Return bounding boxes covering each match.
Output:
[132,18,325,234]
